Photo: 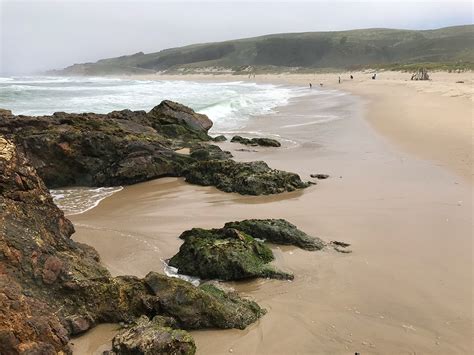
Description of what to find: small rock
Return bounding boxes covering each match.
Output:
[310,174,330,179]
[213,135,227,142]
[331,240,351,248]
[230,135,281,147]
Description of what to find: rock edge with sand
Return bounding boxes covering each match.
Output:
[0,102,307,195]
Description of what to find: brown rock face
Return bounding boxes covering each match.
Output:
[0,136,265,353]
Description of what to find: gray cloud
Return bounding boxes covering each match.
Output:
[1,0,472,74]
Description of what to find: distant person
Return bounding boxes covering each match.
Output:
[338,76,341,84]
[309,83,312,89]
[350,75,354,80]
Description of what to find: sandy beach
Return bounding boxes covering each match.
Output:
[128,70,473,182]
[71,71,472,354]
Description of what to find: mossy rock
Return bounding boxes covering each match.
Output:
[111,315,196,355]
[144,272,266,329]
[184,159,309,195]
[225,219,326,251]
[169,227,293,281]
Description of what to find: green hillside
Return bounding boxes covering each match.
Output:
[54,25,474,75]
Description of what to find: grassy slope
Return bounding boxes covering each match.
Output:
[54,25,474,75]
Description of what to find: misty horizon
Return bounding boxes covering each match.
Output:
[1,0,473,75]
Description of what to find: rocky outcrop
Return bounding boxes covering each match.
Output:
[109,315,196,355]
[225,219,325,251]
[169,227,294,281]
[0,102,309,195]
[0,100,206,188]
[0,137,265,353]
[231,135,281,147]
[185,160,309,195]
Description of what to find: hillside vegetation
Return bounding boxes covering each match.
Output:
[53,25,474,75]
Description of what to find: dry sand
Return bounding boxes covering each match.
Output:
[71,71,472,354]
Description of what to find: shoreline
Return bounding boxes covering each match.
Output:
[70,83,472,353]
[122,71,473,183]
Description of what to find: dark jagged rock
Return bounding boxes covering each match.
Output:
[184,160,309,195]
[110,315,196,355]
[169,227,294,281]
[231,135,281,147]
[225,219,326,251]
[148,100,212,140]
[0,101,308,195]
[0,137,265,353]
[0,100,210,188]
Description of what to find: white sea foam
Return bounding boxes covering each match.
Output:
[4,76,316,214]
[280,115,343,128]
[50,186,123,215]
[162,260,201,286]
[0,76,308,131]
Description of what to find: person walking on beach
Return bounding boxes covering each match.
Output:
[338,76,341,84]
[309,83,312,89]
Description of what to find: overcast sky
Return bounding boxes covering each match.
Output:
[1,0,472,75]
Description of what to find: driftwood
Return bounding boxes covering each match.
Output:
[411,68,430,81]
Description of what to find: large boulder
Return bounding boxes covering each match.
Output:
[184,160,309,195]
[144,272,266,329]
[148,100,213,135]
[225,219,326,251]
[110,315,196,355]
[168,227,293,281]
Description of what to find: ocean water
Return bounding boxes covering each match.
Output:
[0,75,311,214]
[0,76,308,132]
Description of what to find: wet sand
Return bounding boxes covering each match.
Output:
[70,84,472,354]
[130,71,473,182]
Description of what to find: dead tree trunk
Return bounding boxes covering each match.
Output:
[411,68,430,81]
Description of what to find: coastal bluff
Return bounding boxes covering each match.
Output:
[0,101,308,195]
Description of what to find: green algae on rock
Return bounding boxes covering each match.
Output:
[109,315,196,355]
[168,227,294,281]
[184,160,309,195]
[225,219,326,251]
[0,101,309,195]
[0,137,265,354]
[144,272,266,329]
